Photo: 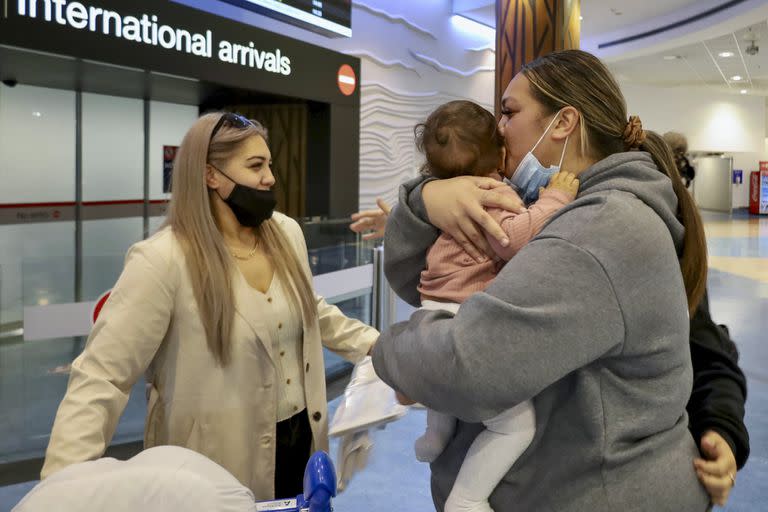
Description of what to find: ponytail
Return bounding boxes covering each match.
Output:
[640,131,707,314]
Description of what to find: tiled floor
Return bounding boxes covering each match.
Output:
[698,210,768,510]
[1,210,766,511]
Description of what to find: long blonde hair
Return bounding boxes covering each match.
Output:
[521,50,707,314]
[164,112,317,366]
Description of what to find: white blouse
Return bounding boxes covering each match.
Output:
[250,274,306,422]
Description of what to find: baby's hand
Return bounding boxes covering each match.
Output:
[546,172,579,198]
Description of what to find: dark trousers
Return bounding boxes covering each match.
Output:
[274,409,312,498]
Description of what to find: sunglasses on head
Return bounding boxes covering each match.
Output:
[210,112,254,141]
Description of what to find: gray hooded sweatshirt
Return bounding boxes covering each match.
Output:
[372,152,710,511]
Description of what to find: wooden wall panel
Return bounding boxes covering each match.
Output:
[495,0,581,115]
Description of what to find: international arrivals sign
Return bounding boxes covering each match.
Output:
[0,0,360,104]
[15,0,292,75]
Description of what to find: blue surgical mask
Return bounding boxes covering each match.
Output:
[506,112,569,204]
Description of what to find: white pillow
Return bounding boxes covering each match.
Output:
[13,446,256,512]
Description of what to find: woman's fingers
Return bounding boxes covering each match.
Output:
[471,176,509,190]
[453,215,491,262]
[693,431,737,506]
[362,232,383,241]
[465,202,508,252]
[697,472,731,495]
[479,187,525,214]
[349,219,370,232]
[422,176,519,259]
[350,200,390,239]
[695,471,731,506]
[350,209,384,222]
[693,457,729,476]
[701,431,727,458]
[697,431,737,475]
[376,198,392,215]
[350,220,383,235]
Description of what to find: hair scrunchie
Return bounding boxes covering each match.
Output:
[623,115,646,150]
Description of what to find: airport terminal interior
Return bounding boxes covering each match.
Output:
[1,0,767,510]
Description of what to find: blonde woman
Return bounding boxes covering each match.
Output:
[41,112,379,500]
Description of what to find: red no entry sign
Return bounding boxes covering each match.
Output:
[338,64,356,96]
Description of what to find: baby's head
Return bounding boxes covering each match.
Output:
[415,100,504,179]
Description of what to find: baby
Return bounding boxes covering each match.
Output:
[414,100,578,512]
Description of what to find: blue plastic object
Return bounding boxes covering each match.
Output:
[255,451,337,511]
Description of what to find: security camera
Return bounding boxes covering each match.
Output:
[746,42,759,56]
[1,78,18,87]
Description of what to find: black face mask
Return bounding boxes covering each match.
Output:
[213,166,277,228]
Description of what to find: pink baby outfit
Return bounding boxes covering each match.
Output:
[412,183,574,512]
[418,187,574,303]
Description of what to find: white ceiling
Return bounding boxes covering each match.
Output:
[609,21,768,95]
[450,1,768,96]
[580,0,710,39]
[453,0,723,38]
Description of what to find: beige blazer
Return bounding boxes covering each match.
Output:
[41,212,379,499]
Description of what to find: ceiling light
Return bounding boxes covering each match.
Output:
[731,75,743,81]
[663,55,680,60]
[718,51,735,58]
[740,89,748,94]
[580,16,583,21]
[32,111,42,117]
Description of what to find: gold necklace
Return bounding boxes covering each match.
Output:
[229,238,259,260]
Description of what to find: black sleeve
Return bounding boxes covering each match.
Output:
[683,157,695,181]
[686,162,695,181]
[687,290,750,469]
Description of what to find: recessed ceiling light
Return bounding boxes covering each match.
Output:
[740,89,748,94]
[731,75,743,81]
[580,16,583,21]
[663,55,680,60]
[718,51,735,58]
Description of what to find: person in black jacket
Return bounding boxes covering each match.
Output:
[350,205,750,507]
[689,290,749,506]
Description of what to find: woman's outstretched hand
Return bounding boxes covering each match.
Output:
[350,198,391,241]
[422,176,524,262]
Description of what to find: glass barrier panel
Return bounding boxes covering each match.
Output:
[3,218,376,466]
